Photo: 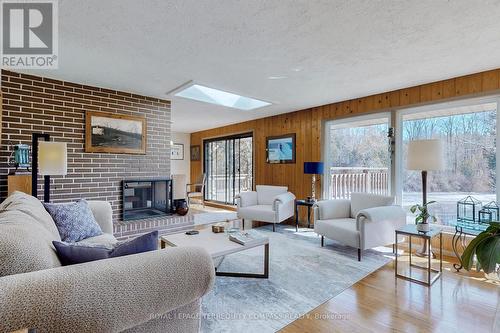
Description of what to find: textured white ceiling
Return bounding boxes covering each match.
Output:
[27,0,500,132]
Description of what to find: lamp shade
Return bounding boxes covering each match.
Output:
[407,139,445,171]
[304,162,324,174]
[38,142,67,176]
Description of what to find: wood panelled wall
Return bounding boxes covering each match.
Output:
[191,69,500,222]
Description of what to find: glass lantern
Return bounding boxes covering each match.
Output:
[479,201,500,223]
[457,196,482,223]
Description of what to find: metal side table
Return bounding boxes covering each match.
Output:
[395,224,443,286]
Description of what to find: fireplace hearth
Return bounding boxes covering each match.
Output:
[122,179,173,221]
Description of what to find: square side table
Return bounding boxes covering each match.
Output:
[395,224,443,286]
[295,199,315,231]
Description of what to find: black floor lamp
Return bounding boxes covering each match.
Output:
[32,133,68,202]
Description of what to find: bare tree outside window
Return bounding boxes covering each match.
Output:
[402,102,497,226]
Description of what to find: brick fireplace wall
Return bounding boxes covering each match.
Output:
[0,70,175,230]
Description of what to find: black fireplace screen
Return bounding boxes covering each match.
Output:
[122,179,173,221]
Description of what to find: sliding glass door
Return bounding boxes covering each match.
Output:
[204,133,253,205]
[324,113,392,199]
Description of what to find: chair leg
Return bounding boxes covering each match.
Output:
[242,219,245,230]
[393,243,396,254]
[321,236,324,247]
[358,249,361,262]
[273,223,275,232]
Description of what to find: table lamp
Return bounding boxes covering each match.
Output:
[407,139,444,256]
[304,162,324,202]
[407,139,445,206]
[32,134,67,202]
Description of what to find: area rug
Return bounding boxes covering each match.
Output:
[201,224,392,333]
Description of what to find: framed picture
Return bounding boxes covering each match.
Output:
[171,143,184,160]
[190,145,201,161]
[266,133,296,164]
[85,111,147,154]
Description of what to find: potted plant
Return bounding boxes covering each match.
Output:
[461,222,500,275]
[410,201,437,232]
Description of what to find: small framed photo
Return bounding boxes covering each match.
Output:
[190,145,201,161]
[171,143,184,160]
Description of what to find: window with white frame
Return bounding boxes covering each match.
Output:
[323,114,391,200]
[396,98,498,227]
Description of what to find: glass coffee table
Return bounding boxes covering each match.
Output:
[160,221,270,279]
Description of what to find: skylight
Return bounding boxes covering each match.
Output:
[174,84,271,110]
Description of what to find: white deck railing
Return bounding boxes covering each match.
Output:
[329,167,389,199]
[206,173,252,202]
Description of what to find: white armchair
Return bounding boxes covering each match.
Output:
[313,193,406,261]
[235,185,296,232]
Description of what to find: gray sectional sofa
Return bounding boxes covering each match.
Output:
[0,191,215,333]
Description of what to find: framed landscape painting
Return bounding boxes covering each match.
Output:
[85,111,147,154]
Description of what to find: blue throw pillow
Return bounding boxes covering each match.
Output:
[53,231,158,265]
[43,200,103,242]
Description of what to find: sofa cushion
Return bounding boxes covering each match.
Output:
[314,218,360,248]
[350,193,394,218]
[238,205,276,223]
[43,200,103,242]
[111,231,158,257]
[0,210,62,277]
[0,191,61,241]
[78,233,118,247]
[256,185,288,205]
[53,231,158,265]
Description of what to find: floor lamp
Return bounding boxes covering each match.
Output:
[32,133,68,202]
[407,139,444,255]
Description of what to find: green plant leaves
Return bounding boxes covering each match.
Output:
[461,232,493,271]
[461,223,500,273]
[410,201,438,224]
[476,236,500,274]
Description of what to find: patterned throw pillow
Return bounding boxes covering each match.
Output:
[52,231,159,265]
[43,200,103,242]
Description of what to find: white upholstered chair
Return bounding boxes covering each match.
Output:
[235,185,296,232]
[313,193,406,261]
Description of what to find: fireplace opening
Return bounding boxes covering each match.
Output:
[122,179,173,221]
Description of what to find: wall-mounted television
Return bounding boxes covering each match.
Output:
[266,133,296,164]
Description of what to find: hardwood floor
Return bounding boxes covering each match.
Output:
[280,255,500,333]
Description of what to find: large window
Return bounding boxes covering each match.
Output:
[322,97,499,229]
[398,100,498,227]
[204,133,253,205]
[324,114,391,199]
